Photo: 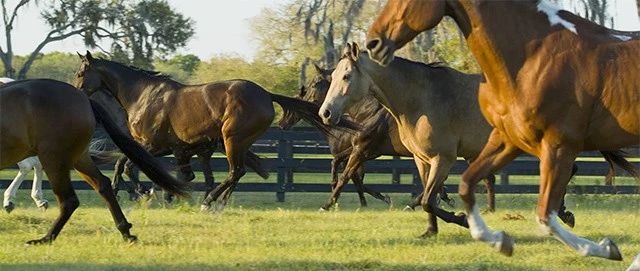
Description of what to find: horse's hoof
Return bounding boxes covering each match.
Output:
[402,205,415,212]
[26,236,53,245]
[599,238,622,261]
[495,231,514,257]
[213,202,226,213]
[38,202,48,211]
[559,211,576,228]
[4,202,15,214]
[200,204,210,212]
[318,207,328,212]
[123,234,138,243]
[418,230,437,239]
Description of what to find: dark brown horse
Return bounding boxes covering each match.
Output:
[74,52,353,212]
[92,90,269,202]
[279,64,495,212]
[0,79,187,244]
[367,0,639,262]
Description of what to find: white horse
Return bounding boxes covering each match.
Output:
[0,77,49,213]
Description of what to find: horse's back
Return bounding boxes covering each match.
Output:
[0,79,95,168]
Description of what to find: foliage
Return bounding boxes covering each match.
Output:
[1,0,194,78]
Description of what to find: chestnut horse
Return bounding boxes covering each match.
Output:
[367,0,639,262]
[74,52,354,212]
[0,79,187,244]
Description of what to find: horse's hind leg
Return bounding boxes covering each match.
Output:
[355,167,392,206]
[198,149,216,195]
[31,163,48,210]
[3,167,28,213]
[201,136,248,213]
[557,164,578,228]
[26,159,78,245]
[74,152,136,242]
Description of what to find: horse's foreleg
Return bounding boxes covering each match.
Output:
[417,156,465,238]
[460,129,521,256]
[198,150,216,195]
[201,135,248,213]
[537,143,621,260]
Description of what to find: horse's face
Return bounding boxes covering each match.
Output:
[73,52,104,96]
[366,0,445,66]
[278,66,332,129]
[319,44,371,126]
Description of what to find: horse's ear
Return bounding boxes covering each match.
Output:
[313,63,324,75]
[86,51,94,61]
[341,43,352,58]
[351,42,360,59]
[77,52,84,60]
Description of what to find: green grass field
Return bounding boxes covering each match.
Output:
[0,175,639,271]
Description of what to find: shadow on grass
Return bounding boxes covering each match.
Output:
[0,261,545,271]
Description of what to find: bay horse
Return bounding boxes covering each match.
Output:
[367,0,640,262]
[91,90,269,203]
[0,79,187,244]
[73,52,354,212]
[279,64,493,212]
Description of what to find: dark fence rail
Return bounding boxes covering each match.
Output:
[1,127,638,202]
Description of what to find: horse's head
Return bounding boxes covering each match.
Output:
[278,64,333,130]
[74,51,106,96]
[366,0,445,66]
[319,42,373,126]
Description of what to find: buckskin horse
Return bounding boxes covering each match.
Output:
[0,79,187,244]
[279,64,493,212]
[74,52,355,212]
[366,0,639,262]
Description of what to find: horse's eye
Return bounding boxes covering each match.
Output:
[343,74,350,81]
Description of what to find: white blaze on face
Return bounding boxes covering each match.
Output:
[537,0,578,35]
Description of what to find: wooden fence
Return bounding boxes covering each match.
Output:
[1,127,638,202]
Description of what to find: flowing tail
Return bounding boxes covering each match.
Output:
[601,150,639,185]
[88,138,123,165]
[269,93,360,137]
[89,99,189,197]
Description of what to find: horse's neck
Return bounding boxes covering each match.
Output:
[447,1,566,99]
[358,56,419,121]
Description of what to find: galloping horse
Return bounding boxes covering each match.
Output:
[74,52,354,212]
[280,64,493,212]
[367,0,639,262]
[0,79,187,244]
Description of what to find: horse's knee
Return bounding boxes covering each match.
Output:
[230,167,246,179]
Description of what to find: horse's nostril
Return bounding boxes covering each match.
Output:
[366,39,381,51]
[322,109,331,119]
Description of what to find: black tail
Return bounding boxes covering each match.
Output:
[88,138,123,165]
[601,150,639,185]
[245,151,270,179]
[89,99,189,197]
[269,93,360,137]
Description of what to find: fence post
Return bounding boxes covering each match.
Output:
[499,170,509,185]
[391,156,401,184]
[276,137,293,202]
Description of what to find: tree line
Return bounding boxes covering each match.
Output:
[2,0,633,98]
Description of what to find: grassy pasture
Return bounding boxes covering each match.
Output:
[0,172,639,271]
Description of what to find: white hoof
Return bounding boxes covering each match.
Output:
[200,204,210,212]
[318,207,328,212]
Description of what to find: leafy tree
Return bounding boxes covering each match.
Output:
[1,0,194,79]
[153,54,201,83]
